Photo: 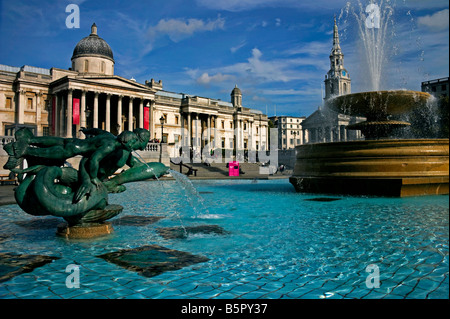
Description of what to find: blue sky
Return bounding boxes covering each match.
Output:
[0,0,448,117]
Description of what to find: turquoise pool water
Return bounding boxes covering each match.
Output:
[0,179,448,299]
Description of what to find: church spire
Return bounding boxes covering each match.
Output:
[324,16,351,100]
[332,16,341,52]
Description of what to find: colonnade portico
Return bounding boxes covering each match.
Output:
[51,86,155,138]
[179,112,219,150]
[302,125,348,144]
[177,110,265,155]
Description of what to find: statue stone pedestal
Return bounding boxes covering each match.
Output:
[57,222,114,239]
[56,204,124,239]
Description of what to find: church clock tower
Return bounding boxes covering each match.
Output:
[324,17,351,100]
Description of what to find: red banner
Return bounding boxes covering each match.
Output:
[144,106,149,130]
[51,96,56,135]
[73,98,80,125]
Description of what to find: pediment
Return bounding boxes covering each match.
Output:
[75,75,156,93]
[302,109,339,128]
[81,76,154,92]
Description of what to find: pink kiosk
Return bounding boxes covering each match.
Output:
[228,161,239,176]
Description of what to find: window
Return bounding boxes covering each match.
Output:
[222,137,225,148]
[221,121,225,129]
[101,61,105,73]
[84,60,89,72]
[27,98,33,110]
[163,113,167,123]
[244,122,247,130]
[43,127,50,136]
[175,115,179,125]
[290,139,294,145]
[44,99,50,111]
[6,97,12,109]
[256,127,259,134]
[230,122,233,129]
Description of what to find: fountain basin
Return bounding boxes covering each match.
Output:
[326,90,431,117]
[290,139,449,197]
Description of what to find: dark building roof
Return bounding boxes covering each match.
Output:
[71,23,114,62]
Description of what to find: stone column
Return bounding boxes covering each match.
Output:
[80,90,87,137]
[234,119,239,151]
[36,92,42,136]
[66,89,73,138]
[207,114,211,148]
[139,99,144,128]
[105,94,111,132]
[249,121,253,151]
[214,116,218,148]
[60,95,65,137]
[128,97,134,131]
[240,120,244,150]
[117,95,123,134]
[149,100,155,138]
[55,94,60,136]
[187,112,191,147]
[16,89,25,124]
[194,114,199,149]
[93,92,99,129]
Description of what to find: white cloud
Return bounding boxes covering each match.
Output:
[187,47,323,88]
[417,9,449,31]
[230,40,247,53]
[147,15,225,43]
[283,41,330,56]
[197,72,235,85]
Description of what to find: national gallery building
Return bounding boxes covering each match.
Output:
[0,24,269,158]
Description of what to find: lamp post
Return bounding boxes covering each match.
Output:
[159,115,165,163]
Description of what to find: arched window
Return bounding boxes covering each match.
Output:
[343,83,347,93]
[84,60,89,72]
[101,61,105,73]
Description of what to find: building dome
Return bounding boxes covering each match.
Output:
[72,23,114,62]
[231,84,242,95]
[231,85,242,107]
[71,24,115,75]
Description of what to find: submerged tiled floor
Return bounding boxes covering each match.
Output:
[0,180,448,299]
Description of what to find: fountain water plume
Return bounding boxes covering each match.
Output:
[347,0,394,91]
[169,169,210,218]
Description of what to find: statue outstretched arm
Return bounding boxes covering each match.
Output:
[126,154,145,168]
[80,127,115,138]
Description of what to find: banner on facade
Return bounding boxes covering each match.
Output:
[144,106,149,130]
[73,98,80,125]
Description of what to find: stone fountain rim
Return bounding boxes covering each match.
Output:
[326,89,432,117]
